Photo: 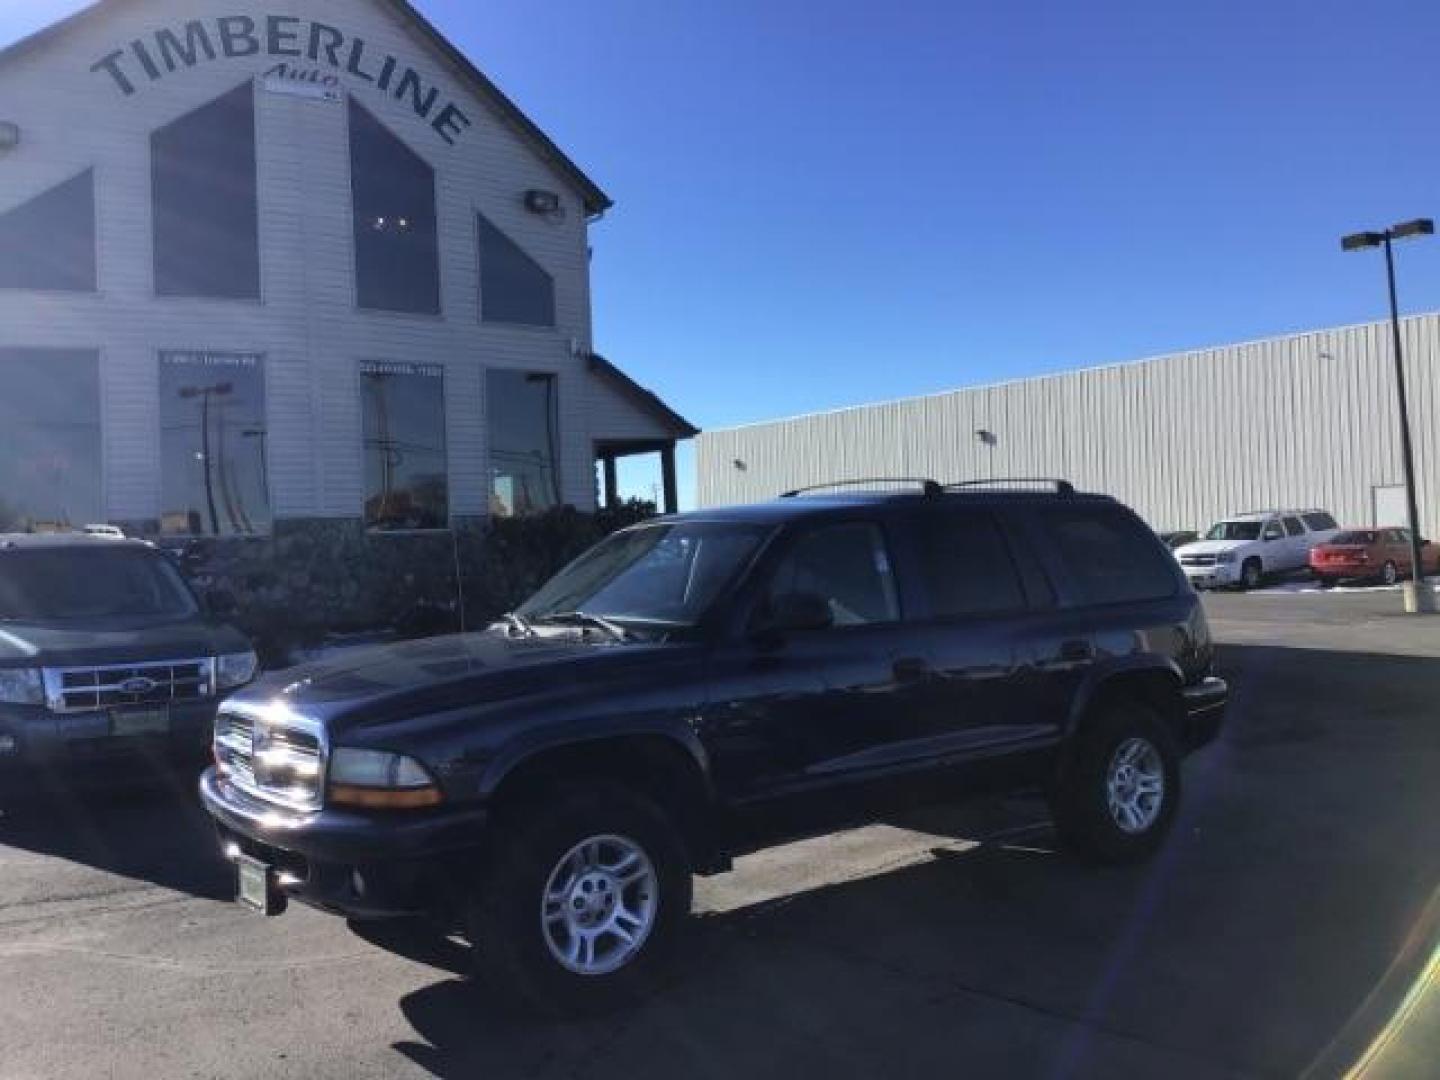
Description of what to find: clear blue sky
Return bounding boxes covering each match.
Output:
[6,0,1440,507]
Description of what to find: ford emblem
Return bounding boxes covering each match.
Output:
[120,676,158,695]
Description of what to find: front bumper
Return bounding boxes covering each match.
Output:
[1180,675,1228,751]
[0,698,217,792]
[1181,563,1239,589]
[199,768,489,919]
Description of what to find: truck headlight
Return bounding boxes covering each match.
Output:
[216,650,259,690]
[328,748,442,809]
[0,668,44,705]
[1214,551,1237,564]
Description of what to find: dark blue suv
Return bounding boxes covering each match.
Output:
[201,480,1227,1014]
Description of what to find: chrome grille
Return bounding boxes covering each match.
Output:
[1180,554,1218,567]
[214,702,326,811]
[42,658,215,713]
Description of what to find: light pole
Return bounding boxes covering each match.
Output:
[1341,218,1434,613]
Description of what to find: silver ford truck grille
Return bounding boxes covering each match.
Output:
[214,703,327,811]
[42,658,214,713]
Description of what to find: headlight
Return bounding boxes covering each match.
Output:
[327,748,442,809]
[1214,551,1237,564]
[216,650,259,690]
[0,668,44,705]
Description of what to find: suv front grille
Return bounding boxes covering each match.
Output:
[42,658,215,713]
[214,703,326,811]
[1180,554,1218,567]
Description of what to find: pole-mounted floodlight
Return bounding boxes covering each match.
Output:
[1341,218,1435,613]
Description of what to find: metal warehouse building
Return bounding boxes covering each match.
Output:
[697,315,1440,538]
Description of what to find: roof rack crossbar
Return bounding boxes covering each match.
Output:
[781,478,943,499]
[944,478,1076,496]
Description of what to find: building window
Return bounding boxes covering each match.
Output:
[487,370,560,517]
[349,98,440,315]
[159,351,269,536]
[0,171,97,292]
[152,82,260,299]
[478,214,555,327]
[0,349,102,531]
[362,362,448,530]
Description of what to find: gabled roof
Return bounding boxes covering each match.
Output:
[0,0,613,215]
[589,354,699,439]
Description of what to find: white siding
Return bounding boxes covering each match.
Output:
[0,0,610,521]
[698,315,1440,538]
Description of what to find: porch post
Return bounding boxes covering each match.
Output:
[660,443,678,514]
[602,453,619,508]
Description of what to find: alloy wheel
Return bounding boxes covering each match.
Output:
[541,834,658,976]
[1105,737,1166,834]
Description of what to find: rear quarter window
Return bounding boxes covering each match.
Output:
[1039,505,1180,605]
[1302,512,1338,531]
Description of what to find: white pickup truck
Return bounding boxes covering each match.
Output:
[1175,509,1340,590]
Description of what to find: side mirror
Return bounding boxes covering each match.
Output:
[761,592,834,635]
[206,588,239,619]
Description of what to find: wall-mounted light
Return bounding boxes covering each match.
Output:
[975,429,998,447]
[733,459,748,472]
[524,189,562,215]
[0,122,19,153]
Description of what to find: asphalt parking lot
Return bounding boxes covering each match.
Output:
[2,590,1438,1079]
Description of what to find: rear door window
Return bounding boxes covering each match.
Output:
[768,522,900,626]
[908,509,1026,617]
[1302,512,1338,531]
[1039,505,1179,605]
[1283,516,1305,536]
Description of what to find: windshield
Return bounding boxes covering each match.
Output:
[0,547,199,621]
[517,522,769,628]
[1204,521,1263,542]
[1331,530,1378,545]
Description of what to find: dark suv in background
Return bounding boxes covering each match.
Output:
[201,480,1227,1014]
[0,535,256,791]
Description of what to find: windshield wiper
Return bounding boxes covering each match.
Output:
[498,612,535,638]
[532,611,630,643]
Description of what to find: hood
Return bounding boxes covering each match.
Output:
[1174,539,1251,557]
[0,615,249,666]
[232,629,692,733]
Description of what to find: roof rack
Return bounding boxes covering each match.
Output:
[945,478,1076,496]
[780,478,944,499]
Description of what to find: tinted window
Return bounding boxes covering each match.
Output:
[478,214,556,326]
[768,522,900,626]
[911,509,1025,616]
[0,170,96,292]
[361,362,447,529]
[1302,512,1338,531]
[487,370,560,516]
[1205,520,1262,541]
[1283,516,1305,536]
[0,547,196,620]
[349,98,440,314]
[159,351,269,536]
[1262,520,1285,541]
[0,349,102,531]
[152,82,259,299]
[1042,506,1178,605]
[1332,530,1378,544]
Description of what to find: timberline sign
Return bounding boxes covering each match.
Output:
[89,14,473,145]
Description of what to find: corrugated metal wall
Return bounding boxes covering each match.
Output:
[697,314,1440,536]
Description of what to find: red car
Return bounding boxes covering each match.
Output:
[1309,527,1440,586]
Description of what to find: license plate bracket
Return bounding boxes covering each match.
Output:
[236,854,286,916]
[111,706,170,738]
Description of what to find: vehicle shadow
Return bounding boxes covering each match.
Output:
[0,759,232,902]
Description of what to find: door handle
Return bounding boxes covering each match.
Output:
[1058,639,1095,663]
[892,656,931,683]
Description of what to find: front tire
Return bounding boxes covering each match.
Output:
[1239,558,1264,591]
[1051,700,1181,864]
[469,783,692,1016]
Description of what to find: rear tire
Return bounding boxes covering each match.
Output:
[468,782,692,1016]
[1050,700,1181,864]
[1315,575,1335,589]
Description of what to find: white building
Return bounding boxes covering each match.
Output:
[0,0,694,548]
[697,315,1440,538]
